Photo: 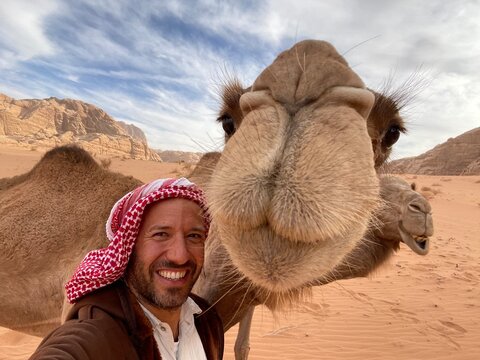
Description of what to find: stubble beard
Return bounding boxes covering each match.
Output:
[125,253,199,310]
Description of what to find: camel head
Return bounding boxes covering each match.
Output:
[376,176,433,255]
[218,85,407,170]
[205,40,380,298]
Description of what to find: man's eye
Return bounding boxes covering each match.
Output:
[153,232,169,238]
[187,233,205,243]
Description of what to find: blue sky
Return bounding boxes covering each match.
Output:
[0,0,479,158]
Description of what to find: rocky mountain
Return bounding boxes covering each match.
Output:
[118,120,147,143]
[155,150,203,164]
[0,93,161,161]
[388,127,480,175]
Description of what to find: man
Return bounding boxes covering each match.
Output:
[29,178,224,360]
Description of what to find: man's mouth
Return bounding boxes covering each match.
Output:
[157,270,187,281]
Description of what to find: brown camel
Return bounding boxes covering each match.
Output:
[189,144,433,360]
[0,147,141,335]
[190,50,428,358]
[0,40,428,346]
[193,172,433,360]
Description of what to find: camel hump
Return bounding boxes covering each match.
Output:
[189,152,221,187]
[0,146,103,192]
[28,145,103,181]
[35,145,99,171]
[193,152,221,171]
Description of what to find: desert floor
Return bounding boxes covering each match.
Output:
[1,146,479,360]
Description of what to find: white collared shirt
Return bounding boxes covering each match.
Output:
[140,298,208,360]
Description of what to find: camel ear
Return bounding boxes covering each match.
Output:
[325,86,375,119]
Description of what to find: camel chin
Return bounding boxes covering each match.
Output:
[216,220,368,294]
[398,222,430,255]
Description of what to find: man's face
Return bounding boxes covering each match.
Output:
[126,198,206,310]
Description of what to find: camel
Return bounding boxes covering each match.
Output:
[0,40,432,351]
[190,166,433,359]
[0,147,142,335]
[189,45,429,358]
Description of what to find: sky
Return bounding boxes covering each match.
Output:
[0,0,479,158]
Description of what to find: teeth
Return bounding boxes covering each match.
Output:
[158,270,186,280]
[413,235,428,242]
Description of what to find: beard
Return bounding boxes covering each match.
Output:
[125,252,199,310]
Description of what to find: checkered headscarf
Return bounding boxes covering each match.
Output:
[65,177,209,303]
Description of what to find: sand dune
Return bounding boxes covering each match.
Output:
[1,146,479,359]
[0,328,39,360]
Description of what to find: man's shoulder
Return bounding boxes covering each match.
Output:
[63,282,129,339]
[29,316,135,360]
[67,281,126,321]
[48,316,121,340]
[32,282,139,358]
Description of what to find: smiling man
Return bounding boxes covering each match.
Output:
[29,178,224,360]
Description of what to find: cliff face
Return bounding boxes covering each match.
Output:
[389,127,480,175]
[118,121,148,143]
[0,93,161,161]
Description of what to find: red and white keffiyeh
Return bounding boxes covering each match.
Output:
[65,177,210,303]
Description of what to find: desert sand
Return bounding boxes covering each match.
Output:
[1,145,479,360]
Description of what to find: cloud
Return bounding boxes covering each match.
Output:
[0,0,59,68]
[260,1,480,158]
[0,0,478,156]
[80,87,224,152]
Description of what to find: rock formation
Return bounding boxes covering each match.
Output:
[0,93,161,161]
[389,127,480,175]
[155,150,203,163]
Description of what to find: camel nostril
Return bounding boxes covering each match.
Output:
[408,203,422,212]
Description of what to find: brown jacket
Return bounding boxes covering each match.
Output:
[29,281,224,360]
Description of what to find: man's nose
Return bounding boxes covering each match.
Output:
[166,234,190,264]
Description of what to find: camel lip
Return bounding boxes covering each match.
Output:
[398,222,429,256]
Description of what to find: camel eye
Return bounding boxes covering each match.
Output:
[219,115,236,136]
[382,125,401,148]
